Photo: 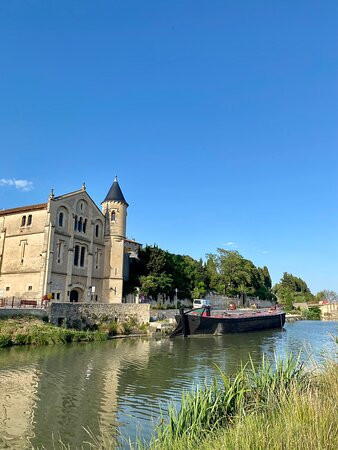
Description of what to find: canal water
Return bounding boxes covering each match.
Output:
[0,320,337,449]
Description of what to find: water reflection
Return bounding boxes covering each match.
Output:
[0,321,336,449]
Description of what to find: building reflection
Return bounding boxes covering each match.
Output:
[0,328,285,448]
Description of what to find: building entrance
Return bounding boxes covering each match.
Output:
[70,289,79,302]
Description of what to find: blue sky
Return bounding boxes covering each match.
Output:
[0,0,337,293]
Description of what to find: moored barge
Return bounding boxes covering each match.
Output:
[170,307,286,337]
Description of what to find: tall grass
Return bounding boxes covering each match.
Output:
[156,364,248,446]
[34,354,337,450]
[0,317,107,347]
[151,361,338,450]
[142,354,337,450]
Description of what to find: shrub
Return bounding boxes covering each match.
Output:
[121,321,133,335]
[0,334,12,347]
[108,321,118,335]
[13,333,31,345]
[302,306,321,320]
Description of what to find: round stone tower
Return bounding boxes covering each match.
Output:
[101,177,128,303]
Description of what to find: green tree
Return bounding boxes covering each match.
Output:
[205,249,274,300]
[273,272,314,309]
[127,245,209,301]
[316,290,337,303]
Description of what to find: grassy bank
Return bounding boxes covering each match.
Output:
[0,316,149,348]
[0,317,108,347]
[144,354,338,450]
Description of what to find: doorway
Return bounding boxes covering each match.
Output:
[70,289,79,303]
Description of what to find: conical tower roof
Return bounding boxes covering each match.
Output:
[103,177,128,205]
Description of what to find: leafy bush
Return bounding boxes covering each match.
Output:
[302,306,321,320]
[0,334,12,347]
[108,321,118,335]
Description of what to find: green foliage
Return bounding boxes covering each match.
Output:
[148,353,310,449]
[0,334,12,347]
[302,306,321,320]
[145,362,338,450]
[125,245,210,300]
[273,272,314,307]
[205,249,273,299]
[316,289,338,303]
[192,281,207,299]
[0,317,108,347]
[126,245,275,303]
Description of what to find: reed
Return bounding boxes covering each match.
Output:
[151,361,338,450]
[34,354,337,450]
[143,353,333,450]
[0,317,107,347]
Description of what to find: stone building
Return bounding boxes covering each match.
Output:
[0,178,140,303]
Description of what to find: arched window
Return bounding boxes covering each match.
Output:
[74,215,78,230]
[78,217,83,232]
[21,216,26,227]
[27,215,32,226]
[95,224,99,238]
[111,211,116,222]
[83,219,87,233]
[58,212,64,227]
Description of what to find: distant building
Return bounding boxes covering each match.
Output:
[0,178,140,303]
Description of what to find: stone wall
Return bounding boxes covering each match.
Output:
[48,302,150,327]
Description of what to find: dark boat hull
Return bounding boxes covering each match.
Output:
[170,311,286,337]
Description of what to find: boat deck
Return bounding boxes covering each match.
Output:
[190,309,283,320]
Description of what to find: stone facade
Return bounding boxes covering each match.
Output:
[49,302,150,326]
[0,179,140,304]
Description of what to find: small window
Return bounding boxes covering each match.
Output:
[80,202,83,211]
[56,293,61,300]
[78,217,83,232]
[21,216,26,226]
[95,224,99,238]
[27,215,32,226]
[80,246,86,267]
[95,249,101,269]
[56,240,63,264]
[83,219,87,233]
[28,285,33,291]
[5,286,10,292]
[111,211,116,222]
[74,215,78,230]
[58,212,64,227]
[74,245,80,266]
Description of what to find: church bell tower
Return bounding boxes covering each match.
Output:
[102,177,128,303]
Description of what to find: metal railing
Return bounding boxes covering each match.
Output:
[0,297,50,309]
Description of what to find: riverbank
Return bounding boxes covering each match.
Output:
[145,354,338,450]
[0,317,148,348]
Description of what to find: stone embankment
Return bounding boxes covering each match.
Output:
[49,302,150,328]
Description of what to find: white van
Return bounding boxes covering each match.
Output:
[193,299,211,309]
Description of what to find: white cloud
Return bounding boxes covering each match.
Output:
[225,242,235,246]
[0,178,34,192]
[261,250,269,255]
